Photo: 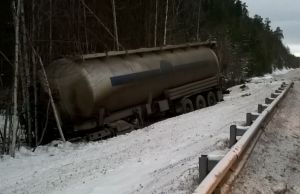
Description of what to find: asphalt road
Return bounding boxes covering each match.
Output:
[231,79,300,193]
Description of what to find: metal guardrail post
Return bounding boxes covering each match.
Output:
[199,155,224,183]
[271,93,279,98]
[236,126,248,136]
[258,104,268,113]
[265,97,275,104]
[230,125,249,147]
[229,125,237,148]
[246,112,260,126]
[199,155,208,183]
[246,113,252,126]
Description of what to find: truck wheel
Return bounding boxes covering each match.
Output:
[195,95,206,109]
[207,91,217,106]
[181,98,194,113]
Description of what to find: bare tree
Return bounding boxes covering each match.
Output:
[33,48,66,142]
[163,0,169,45]
[82,0,89,53]
[154,0,158,47]
[1,107,10,154]
[196,0,202,41]
[10,0,21,157]
[49,0,52,59]
[80,0,124,50]
[111,0,119,50]
[20,0,32,145]
[30,0,39,146]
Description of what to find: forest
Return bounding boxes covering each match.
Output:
[0,0,299,156]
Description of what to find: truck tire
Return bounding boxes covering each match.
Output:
[207,91,217,106]
[181,98,194,113]
[195,95,206,109]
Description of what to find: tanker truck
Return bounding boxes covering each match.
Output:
[45,41,222,140]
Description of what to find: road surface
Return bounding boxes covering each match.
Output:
[231,72,300,194]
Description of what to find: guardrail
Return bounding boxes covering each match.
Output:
[193,81,294,194]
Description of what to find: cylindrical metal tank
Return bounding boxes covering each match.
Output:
[46,44,220,123]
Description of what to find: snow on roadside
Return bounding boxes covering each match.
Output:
[0,71,292,194]
[271,67,293,75]
[251,67,294,82]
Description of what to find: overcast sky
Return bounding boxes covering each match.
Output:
[242,0,300,56]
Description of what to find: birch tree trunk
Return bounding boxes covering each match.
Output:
[163,0,169,45]
[10,0,21,157]
[154,0,158,47]
[111,0,119,51]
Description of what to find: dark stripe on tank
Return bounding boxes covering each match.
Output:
[110,60,202,86]
[110,69,161,86]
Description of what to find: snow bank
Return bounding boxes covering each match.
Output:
[250,74,273,82]
[250,67,294,82]
[272,67,293,75]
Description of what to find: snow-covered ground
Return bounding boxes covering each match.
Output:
[269,67,293,76]
[0,69,298,194]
